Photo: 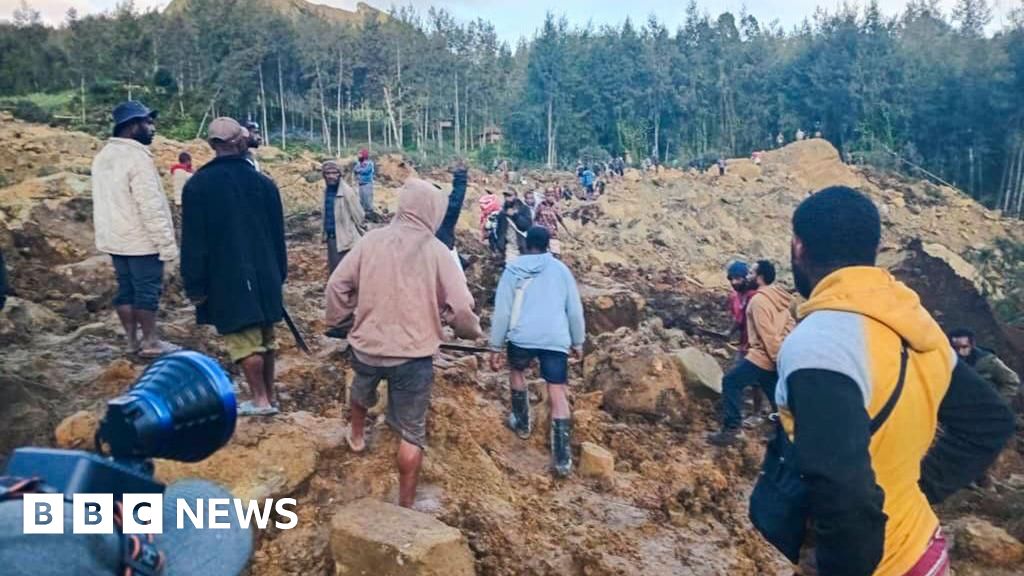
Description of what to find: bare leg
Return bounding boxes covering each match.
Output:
[548,384,570,420]
[397,440,423,508]
[262,351,276,406]
[239,354,271,408]
[349,400,368,449]
[115,305,138,350]
[510,369,527,392]
[136,309,158,349]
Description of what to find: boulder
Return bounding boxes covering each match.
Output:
[595,352,687,419]
[951,517,1024,567]
[330,498,475,576]
[579,442,615,479]
[580,285,646,335]
[54,410,101,450]
[0,297,67,344]
[672,347,723,395]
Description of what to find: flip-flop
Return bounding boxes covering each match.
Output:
[137,340,182,359]
[238,401,279,417]
[345,426,366,454]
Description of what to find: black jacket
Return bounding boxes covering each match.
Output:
[435,168,467,250]
[181,156,287,335]
[494,199,532,253]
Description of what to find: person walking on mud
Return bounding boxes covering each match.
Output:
[181,118,288,417]
[750,186,1014,576]
[322,160,365,274]
[495,189,533,266]
[92,100,179,359]
[353,148,376,216]
[489,227,586,478]
[532,189,569,256]
[243,121,263,172]
[326,178,482,508]
[709,260,794,446]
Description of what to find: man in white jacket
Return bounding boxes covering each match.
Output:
[92,101,179,358]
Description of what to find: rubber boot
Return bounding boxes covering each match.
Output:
[505,389,531,439]
[550,418,573,478]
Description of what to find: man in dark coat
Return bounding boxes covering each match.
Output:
[181,117,287,416]
[494,189,532,266]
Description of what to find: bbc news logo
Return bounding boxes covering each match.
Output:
[22,494,298,534]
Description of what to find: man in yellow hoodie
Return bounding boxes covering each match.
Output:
[709,259,795,446]
[763,186,1014,575]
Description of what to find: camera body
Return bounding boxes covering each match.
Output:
[4,448,162,501]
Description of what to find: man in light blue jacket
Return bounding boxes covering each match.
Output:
[489,226,586,477]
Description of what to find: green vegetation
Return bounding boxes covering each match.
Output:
[1,0,1023,213]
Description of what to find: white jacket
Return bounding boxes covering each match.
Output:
[172,168,191,206]
[92,138,178,260]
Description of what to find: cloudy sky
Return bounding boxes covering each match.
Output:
[2,0,1018,42]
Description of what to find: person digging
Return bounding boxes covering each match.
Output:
[489,226,586,478]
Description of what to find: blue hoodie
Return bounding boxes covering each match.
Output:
[489,253,586,353]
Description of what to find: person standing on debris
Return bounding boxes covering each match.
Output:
[581,166,596,199]
[353,148,375,215]
[753,186,1014,576]
[325,178,483,508]
[495,189,533,265]
[181,118,287,417]
[322,160,365,274]
[489,226,586,477]
[171,151,193,208]
[725,262,759,354]
[776,132,785,148]
[479,191,501,244]
[92,100,179,358]
[796,128,806,141]
[717,157,727,177]
[709,260,795,446]
[949,328,1021,406]
[435,160,470,269]
[243,121,263,172]
[533,189,569,256]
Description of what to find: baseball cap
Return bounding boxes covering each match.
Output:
[207,118,245,143]
[112,101,158,128]
[0,479,253,575]
[727,261,749,279]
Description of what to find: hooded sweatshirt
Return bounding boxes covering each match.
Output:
[745,283,796,371]
[325,179,482,361]
[489,252,585,354]
[771,267,1014,576]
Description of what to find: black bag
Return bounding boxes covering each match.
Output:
[749,342,909,563]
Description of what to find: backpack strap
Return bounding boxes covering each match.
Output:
[869,340,909,435]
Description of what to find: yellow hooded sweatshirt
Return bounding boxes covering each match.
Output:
[776,267,956,576]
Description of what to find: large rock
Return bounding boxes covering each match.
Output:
[672,347,723,395]
[951,516,1024,567]
[0,297,67,344]
[330,498,475,576]
[580,285,646,335]
[579,442,615,479]
[595,352,687,419]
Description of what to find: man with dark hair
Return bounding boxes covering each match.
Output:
[758,186,1014,575]
[709,259,794,446]
[494,189,532,265]
[489,226,586,478]
[243,121,262,172]
[322,161,364,274]
[92,101,178,358]
[354,149,375,215]
[182,118,287,417]
[948,328,1021,405]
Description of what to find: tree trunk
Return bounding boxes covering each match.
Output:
[80,75,86,124]
[258,62,270,147]
[337,52,343,155]
[314,60,332,153]
[365,101,372,150]
[454,71,460,155]
[383,86,400,149]
[277,56,287,151]
[546,96,554,169]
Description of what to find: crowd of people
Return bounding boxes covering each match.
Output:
[69,98,1023,575]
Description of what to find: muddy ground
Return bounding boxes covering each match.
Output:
[1,113,1023,575]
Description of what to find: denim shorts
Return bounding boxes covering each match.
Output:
[507,344,569,384]
[350,356,434,448]
[111,254,164,311]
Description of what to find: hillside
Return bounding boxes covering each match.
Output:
[164,0,387,24]
[1,115,1022,575]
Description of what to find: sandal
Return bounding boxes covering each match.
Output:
[238,401,280,417]
[345,426,366,453]
[137,340,182,359]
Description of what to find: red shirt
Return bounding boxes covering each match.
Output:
[729,288,758,350]
[170,162,193,175]
[533,202,561,238]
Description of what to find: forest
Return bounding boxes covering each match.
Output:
[1,0,1023,214]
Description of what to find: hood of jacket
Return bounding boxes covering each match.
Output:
[393,178,446,233]
[756,283,793,312]
[506,253,552,280]
[799,266,948,354]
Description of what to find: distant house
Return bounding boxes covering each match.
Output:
[478,125,503,145]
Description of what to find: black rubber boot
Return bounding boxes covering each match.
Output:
[551,418,573,478]
[505,389,531,439]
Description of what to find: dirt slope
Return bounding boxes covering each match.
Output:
[1,114,1022,575]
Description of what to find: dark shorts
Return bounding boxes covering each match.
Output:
[111,254,164,312]
[507,344,569,385]
[350,356,434,448]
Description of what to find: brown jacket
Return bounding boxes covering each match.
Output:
[324,181,365,252]
[325,178,482,359]
[746,283,796,371]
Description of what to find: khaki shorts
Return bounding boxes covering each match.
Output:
[223,324,278,363]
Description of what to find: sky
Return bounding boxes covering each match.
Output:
[1,0,1018,42]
